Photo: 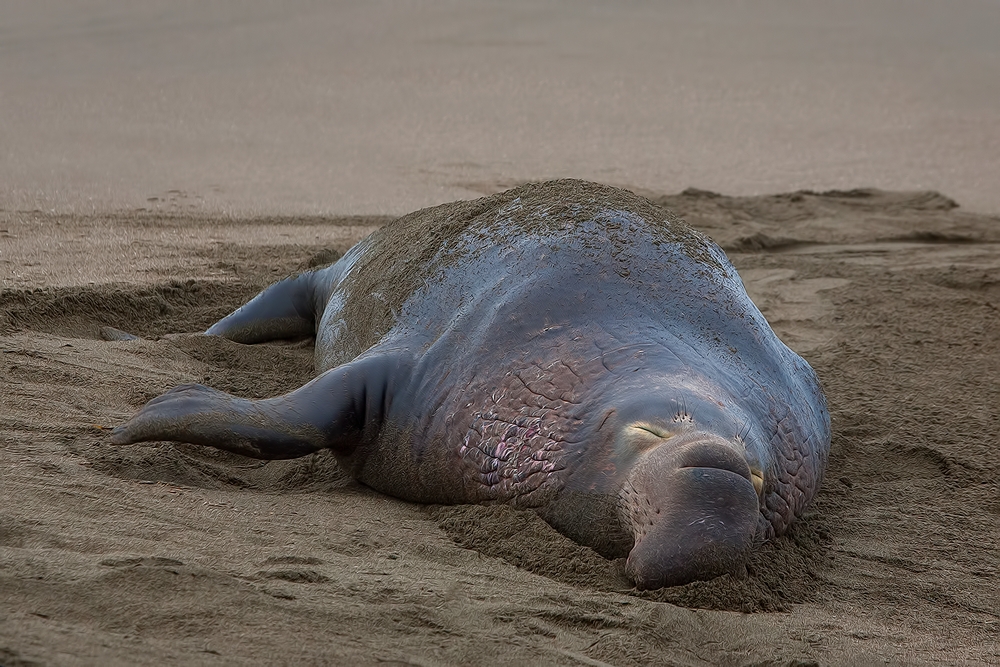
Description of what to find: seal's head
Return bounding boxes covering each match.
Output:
[618,425,762,589]
[596,388,769,590]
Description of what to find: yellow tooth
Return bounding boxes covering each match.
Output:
[751,470,764,497]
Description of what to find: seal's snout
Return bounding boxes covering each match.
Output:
[621,435,760,590]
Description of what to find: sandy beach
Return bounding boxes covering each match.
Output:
[3,2,1000,665]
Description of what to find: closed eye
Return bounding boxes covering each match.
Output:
[629,423,672,439]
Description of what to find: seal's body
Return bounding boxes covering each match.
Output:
[113,180,830,589]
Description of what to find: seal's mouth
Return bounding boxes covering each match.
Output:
[750,468,764,497]
[619,431,762,589]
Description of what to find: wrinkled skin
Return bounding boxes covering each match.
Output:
[113,180,830,589]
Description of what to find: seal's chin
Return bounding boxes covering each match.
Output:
[620,432,761,590]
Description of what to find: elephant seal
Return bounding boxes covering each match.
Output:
[112,180,830,589]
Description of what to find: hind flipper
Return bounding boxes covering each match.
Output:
[111,351,413,459]
[206,272,320,343]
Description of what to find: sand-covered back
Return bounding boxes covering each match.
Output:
[3,187,999,665]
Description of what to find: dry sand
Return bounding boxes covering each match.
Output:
[3,1,1000,216]
[3,187,999,666]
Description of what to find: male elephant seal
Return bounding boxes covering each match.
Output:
[112,179,830,589]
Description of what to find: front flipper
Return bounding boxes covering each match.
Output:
[111,352,413,460]
[206,272,321,344]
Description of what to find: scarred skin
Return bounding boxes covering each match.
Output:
[112,180,830,589]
